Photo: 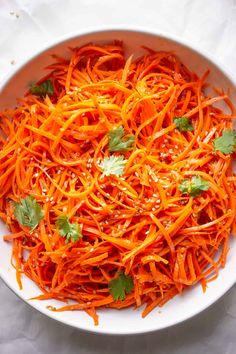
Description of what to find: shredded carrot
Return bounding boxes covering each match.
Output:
[0,41,235,325]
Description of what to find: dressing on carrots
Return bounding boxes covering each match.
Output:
[0,41,235,325]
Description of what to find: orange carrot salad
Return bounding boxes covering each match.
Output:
[0,41,236,325]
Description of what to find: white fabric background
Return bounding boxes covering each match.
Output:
[0,0,236,353]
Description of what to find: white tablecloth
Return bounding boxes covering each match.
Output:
[1,0,236,353]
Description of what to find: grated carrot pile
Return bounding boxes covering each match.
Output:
[0,41,235,325]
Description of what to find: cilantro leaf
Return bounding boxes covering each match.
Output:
[108,126,135,153]
[108,272,134,301]
[100,155,127,176]
[178,176,210,197]
[30,79,54,97]
[56,215,82,244]
[213,129,236,154]
[174,116,194,132]
[14,195,44,232]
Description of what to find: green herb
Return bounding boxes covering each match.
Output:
[30,79,54,97]
[178,176,210,197]
[108,126,135,152]
[213,129,236,154]
[174,116,194,132]
[108,272,134,301]
[56,215,82,244]
[14,195,44,232]
[100,155,127,176]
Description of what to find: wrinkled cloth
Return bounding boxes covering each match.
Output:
[0,0,236,353]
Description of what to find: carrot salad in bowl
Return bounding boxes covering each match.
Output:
[0,41,235,325]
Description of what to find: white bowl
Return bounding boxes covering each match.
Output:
[0,26,235,335]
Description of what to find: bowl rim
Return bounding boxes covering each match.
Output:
[0,24,235,336]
